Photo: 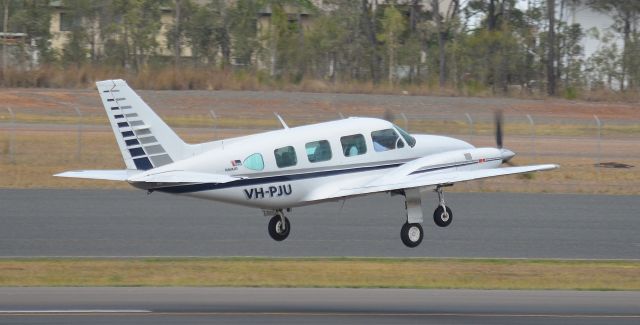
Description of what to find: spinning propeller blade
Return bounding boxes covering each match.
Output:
[495,110,503,149]
[495,110,516,166]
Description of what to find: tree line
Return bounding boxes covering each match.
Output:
[1,0,639,97]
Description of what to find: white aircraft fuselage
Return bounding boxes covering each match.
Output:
[144,118,501,209]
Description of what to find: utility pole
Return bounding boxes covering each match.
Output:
[2,0,9,78]
[547,0,556,96]
[173,0,181,68]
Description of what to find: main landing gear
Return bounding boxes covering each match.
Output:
[266,209,291,241]
[400,186,453,248]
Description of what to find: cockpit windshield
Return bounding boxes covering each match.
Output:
[394,125,416,147]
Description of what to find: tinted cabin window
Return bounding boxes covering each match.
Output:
[395,125,416,147]
[371,129,404,152]
[340,134,367,157]
[243,153,264,171]
[306,140,332,163]
[274,146,297,168]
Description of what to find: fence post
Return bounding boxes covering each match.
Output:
[209,109,217,140]
[464,113,474,142]
[594,115,602,174]
[73,106,82,161]
[526,114,536,162]
[6,107,15,164]
[400,112,409,130]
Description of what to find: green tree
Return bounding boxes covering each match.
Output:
[585,29,620,90]
[378,5,405,85]
[100,0,162,70]
[166,0,196,68]
[587,0,640,90]
[229,0,260,67]
[4,0,53,66]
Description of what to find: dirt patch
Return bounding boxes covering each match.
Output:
[595,162,634,169]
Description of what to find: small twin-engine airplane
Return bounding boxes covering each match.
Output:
[56,79,558,247]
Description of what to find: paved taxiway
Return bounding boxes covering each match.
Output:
[1,189,639,258]
[1,288,639,325]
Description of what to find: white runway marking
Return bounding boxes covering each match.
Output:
[0,310,151,314]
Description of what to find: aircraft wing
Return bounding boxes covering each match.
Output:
[309,164,559,201]
[55,169,242,184]
[126,170,243,184]
[54,170,140,181]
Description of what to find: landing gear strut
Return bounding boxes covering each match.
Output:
[267,209,290,241]
[400,188,424,248]
[433,187,453,227]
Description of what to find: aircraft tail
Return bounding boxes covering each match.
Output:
[96,79,190,170]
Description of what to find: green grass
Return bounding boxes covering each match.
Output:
[0,258,638,290]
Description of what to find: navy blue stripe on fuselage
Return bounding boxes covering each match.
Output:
[155,157,503,194]
[157,163,403,194]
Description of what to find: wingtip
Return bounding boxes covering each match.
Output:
[53,171,74,178]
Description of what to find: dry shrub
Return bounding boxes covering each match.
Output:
[1,65,639,103]
[582,87,640,102]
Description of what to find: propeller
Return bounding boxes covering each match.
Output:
[495,110,503,149]
[495,110,516,166]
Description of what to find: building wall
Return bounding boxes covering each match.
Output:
[46,1,453,63]
[49,9,66,55]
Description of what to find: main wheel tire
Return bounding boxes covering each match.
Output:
[400,222,423,248]
[268,215,290,241]
[433,206,453,227]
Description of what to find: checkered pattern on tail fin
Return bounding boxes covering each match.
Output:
[96,79,188,170]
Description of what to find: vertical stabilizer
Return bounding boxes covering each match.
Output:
[96,79,188,170]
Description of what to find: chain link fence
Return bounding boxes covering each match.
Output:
[1,102,639,193]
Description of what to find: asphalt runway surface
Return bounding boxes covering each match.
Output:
[0,287,639,325]
[1,189,639,258]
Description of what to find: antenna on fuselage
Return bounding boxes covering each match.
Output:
[274,113,289,129]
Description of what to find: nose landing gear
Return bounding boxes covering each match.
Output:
[433,187,453,227]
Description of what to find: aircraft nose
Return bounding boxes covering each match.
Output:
[501,148,516,163]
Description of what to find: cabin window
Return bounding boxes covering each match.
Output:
[305,140,332,163]
[341,134,367,157]
[243,153,264,171]
[274,146,297,168]
[371,128,405,152]
[394,125,416,147]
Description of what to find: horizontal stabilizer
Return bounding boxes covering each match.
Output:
[127,170,242,184]
[54,170,140,181]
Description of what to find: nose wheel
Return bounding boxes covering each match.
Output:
[433,187,453,227]
[268,211,290,241]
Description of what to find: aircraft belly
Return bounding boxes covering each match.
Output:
[178,179,314,209]
[177,171,384,209]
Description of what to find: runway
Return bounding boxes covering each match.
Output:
[0,288,638,324]
[1,189,639,258]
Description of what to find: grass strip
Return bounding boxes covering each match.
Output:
[0,258,638,291]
